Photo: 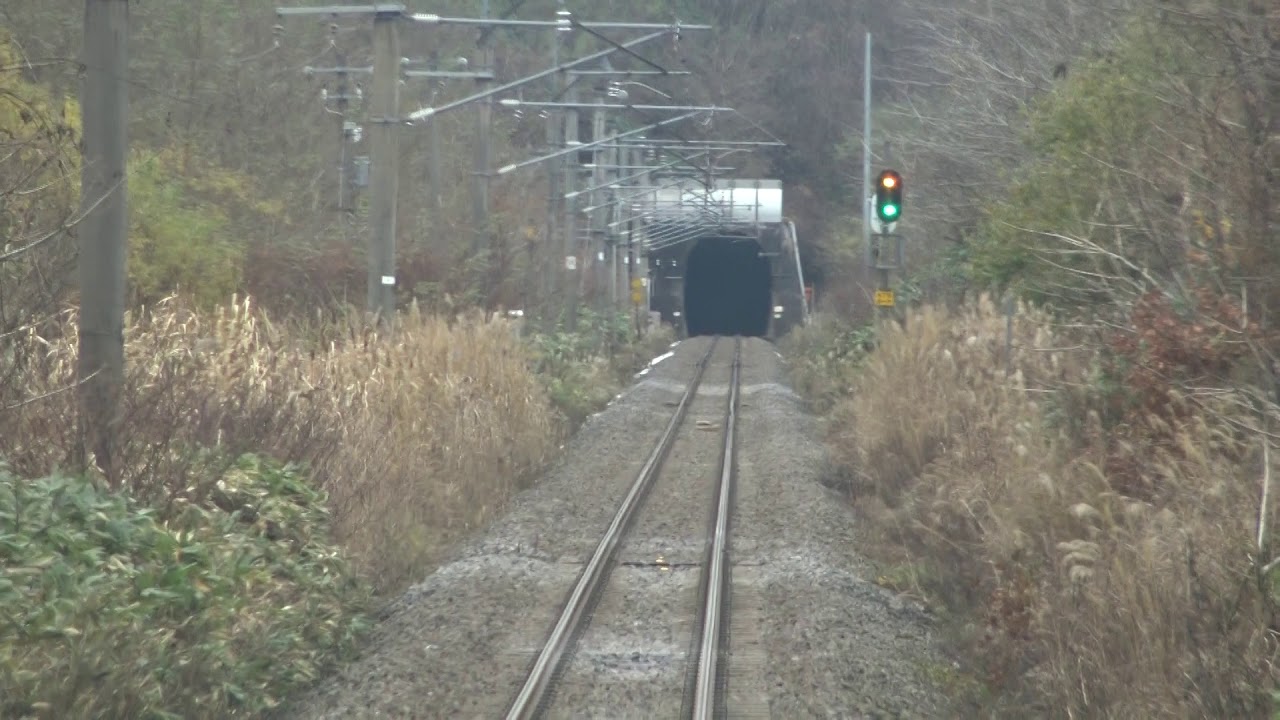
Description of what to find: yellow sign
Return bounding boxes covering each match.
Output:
[631,278,644,290]
[874,289,895,307]
[631,290,645,305]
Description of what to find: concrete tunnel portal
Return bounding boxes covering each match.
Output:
[683,236,772,337]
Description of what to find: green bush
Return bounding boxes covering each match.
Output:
[0,455,369,720]
[781,315,876,413]
[528,309,675,426]
[130,148,287,309]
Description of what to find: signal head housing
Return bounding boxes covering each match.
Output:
[874,169,903,224]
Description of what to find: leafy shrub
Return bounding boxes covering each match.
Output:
[528,308,675,426]
[130,148,286,309]
[780,314,876,413]
[0,455,369,720]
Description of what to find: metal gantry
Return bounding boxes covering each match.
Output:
[274,3,791,328]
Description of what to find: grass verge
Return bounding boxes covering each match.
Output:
[1,296,668,717]
[789,296,1279,717]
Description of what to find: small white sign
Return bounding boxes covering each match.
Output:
[597,251,605,262]
[870,217,898,235]
[565,255,577,270]
[381,275,395,286]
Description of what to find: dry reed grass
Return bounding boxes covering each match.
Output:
[831,295,1278,717]
[0,296,558,594]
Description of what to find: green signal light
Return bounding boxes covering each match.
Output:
[883,205,898,217]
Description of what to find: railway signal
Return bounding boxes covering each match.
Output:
[874,169,903,223]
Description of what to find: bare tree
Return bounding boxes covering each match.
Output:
[0,93,78,333]
[875,0,1135,299]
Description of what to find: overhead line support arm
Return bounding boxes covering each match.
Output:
[407,29,674,122]
[496,110,704,175]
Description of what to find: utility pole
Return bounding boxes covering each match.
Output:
[606,143,620,317]
[622,147,638,324]
[590,86,609,317]
[279,4,411,320]
[304,47,364,239]
[470,0,493,258]
[634,145,649,335]
[334,49,349,211]
[862,30,874,309]
[426,50,443,211]
[332,48,360,243]
[78,0,129,484]
[368,9,401,321]
[541,16,563,329]
[562,66,581,331]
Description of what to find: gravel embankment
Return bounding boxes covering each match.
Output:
[277,336,948,719]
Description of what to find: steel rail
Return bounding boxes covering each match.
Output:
[691,337,741,719]
[505,338,721,720]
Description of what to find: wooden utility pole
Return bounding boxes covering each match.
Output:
[78,0,129,484]
[368,10,401,321]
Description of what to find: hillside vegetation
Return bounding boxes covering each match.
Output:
[789,1,1278,717]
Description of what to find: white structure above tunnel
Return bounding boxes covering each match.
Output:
[639,178,783,227]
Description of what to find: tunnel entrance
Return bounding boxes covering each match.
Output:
[683,236,772,337]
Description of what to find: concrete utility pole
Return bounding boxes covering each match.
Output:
[862,31,874,304]
[331,52,345,208]
[330,49,364,245]
[634,145,650,334]
[279,4,412,320]
[368,9,401,320]
[334,49,351,212]
[562,65,581,331]
[590,86,609,315]
[470,0,493,257]
[78,0,129,484]
[542,17,564,329]
[425,50,444,211]
[305,54,363,238]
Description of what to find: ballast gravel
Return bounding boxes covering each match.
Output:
[275,336,949,719]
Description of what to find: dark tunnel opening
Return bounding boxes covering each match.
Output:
[683,236,772,337]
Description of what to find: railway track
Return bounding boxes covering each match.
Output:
[506,336,743,720]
